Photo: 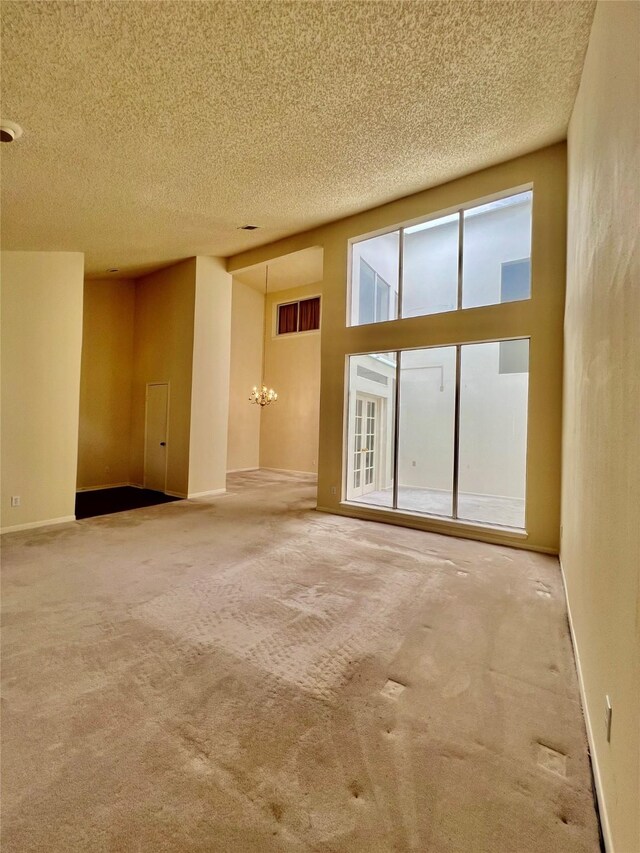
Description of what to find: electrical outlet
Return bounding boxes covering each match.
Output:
[330,486,337,496]
[10,496,20,507]
[605,695,612,742]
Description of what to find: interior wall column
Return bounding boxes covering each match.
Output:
[0,251,85,532]
[188,256,232,497]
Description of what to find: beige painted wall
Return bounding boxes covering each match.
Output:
[563,3,640,851]
[260,283,322,474]
[77,279,135,489]
[229,144,566,552]
[188,256,232,496]
[130,259,196,496]
[1,251,84,531]
[227,278,263,472]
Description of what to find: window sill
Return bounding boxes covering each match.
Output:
[273,329,320,339]
[339,500,528,539]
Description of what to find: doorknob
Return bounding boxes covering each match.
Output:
[160,442,166,446]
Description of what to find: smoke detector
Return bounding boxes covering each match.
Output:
[0,120,23,143]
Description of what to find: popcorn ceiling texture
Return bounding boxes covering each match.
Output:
[1,471,600,851]
[0,0,595,276]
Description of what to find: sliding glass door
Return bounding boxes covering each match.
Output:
[346,340,529,529]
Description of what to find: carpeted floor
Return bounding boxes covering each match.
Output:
[1,471,600,852]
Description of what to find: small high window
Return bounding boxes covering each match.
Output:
[277,296,320,335]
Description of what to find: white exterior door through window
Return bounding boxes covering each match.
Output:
[352,395,378,498]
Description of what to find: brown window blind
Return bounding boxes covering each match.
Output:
[298,297,320,332]
[278,302,298,334]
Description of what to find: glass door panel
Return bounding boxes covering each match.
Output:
[353,398,363,491]
[346,353,396,507]
[457,340,529,527]
[397,347,457,516]
[363,398,377,492]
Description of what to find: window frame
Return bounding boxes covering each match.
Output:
[342,336,531,532]
[347,184,533,327]
[274,294,322,337]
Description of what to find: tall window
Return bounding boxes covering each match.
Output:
[349,190,532,326]
[345,340,529,530]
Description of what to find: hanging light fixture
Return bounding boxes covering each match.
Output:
[249,263,278,407]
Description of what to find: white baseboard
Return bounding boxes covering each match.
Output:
[76,482,129,492]
[77,483,150,492]
[226,467,259,474]
[187,488,227,499]
[559,558,613,852]
[1,515,76,535]
[75,483,226,501]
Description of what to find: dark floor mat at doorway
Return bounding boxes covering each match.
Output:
[75,487,180,520]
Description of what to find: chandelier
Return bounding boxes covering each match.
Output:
[249,264,278,407]
[249,384,278,407]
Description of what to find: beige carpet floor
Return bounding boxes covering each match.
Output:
[1,471,600,852]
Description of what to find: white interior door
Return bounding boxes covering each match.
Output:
[352,395,378,498]
[144,383,168,492]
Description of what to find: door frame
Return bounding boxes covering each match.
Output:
[143,381,170,493]
[351,392,383,499]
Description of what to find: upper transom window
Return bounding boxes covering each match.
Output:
[349,190,532,327]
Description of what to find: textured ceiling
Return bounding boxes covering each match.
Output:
[1,0,595,278]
